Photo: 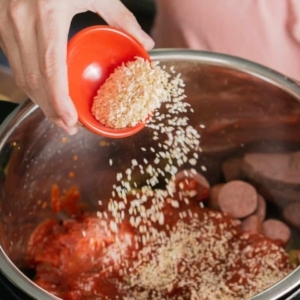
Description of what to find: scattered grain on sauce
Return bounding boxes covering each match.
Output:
[61,137,67,144]
[27,185,293,300]
[73,155,78,161]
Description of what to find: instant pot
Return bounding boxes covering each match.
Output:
[0,50,300,300]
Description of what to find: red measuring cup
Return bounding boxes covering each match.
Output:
[67,25,151,138]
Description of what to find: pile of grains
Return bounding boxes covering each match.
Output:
[28,196,293,300]
[120,210,292,300]
[92,57,174,129]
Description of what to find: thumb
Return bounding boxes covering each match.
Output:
[92,0,155,50]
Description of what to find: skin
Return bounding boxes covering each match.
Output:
[0,0,154,135]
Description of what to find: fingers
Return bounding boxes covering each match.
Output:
[92,0,155,50]
[0,0,152,137]
[50,118,79,136]
[0,0,78,135]
[0,3,26,92]
[0,33,25,90]
[7,1,41,94]
[35,2,78,131]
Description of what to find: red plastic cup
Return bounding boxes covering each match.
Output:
[67,25,151,138]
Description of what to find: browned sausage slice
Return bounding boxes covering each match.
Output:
[254,194,267,222]
[242,152,300,188]
[208,184,224,210]
[222,158,242,182]
[263,219,291,247]
[267,187,300,209]
[283,203,300,229]
[175,169,210,202]
[218,180,258,218]
[242,215,264,234]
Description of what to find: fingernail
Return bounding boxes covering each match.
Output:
[141,32,155,51]
[59,124,78,136]
[61,113,77,128]
[65,126,78,136]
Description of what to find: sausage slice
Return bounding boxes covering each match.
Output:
[222,158,242,182]
[263,219,291,247]
[241,215,264,234]
[254,194,267,222]
[175,169,210,202]
[242,152,300,188]
[283,203,300,230]
[208,184,224,211]
[218,180,258,218]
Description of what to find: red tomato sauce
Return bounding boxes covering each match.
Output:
[26,185,293,300]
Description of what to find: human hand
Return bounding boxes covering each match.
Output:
[0,0,154,135]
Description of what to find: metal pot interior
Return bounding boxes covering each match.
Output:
[0,50,300,300]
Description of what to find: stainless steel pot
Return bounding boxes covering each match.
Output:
[0,49,300,300]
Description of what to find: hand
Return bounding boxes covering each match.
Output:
[0,0,154,135]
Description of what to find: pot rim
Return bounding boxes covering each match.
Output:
[0,49,300,300]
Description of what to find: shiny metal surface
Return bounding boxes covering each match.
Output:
[0,49,300,300]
